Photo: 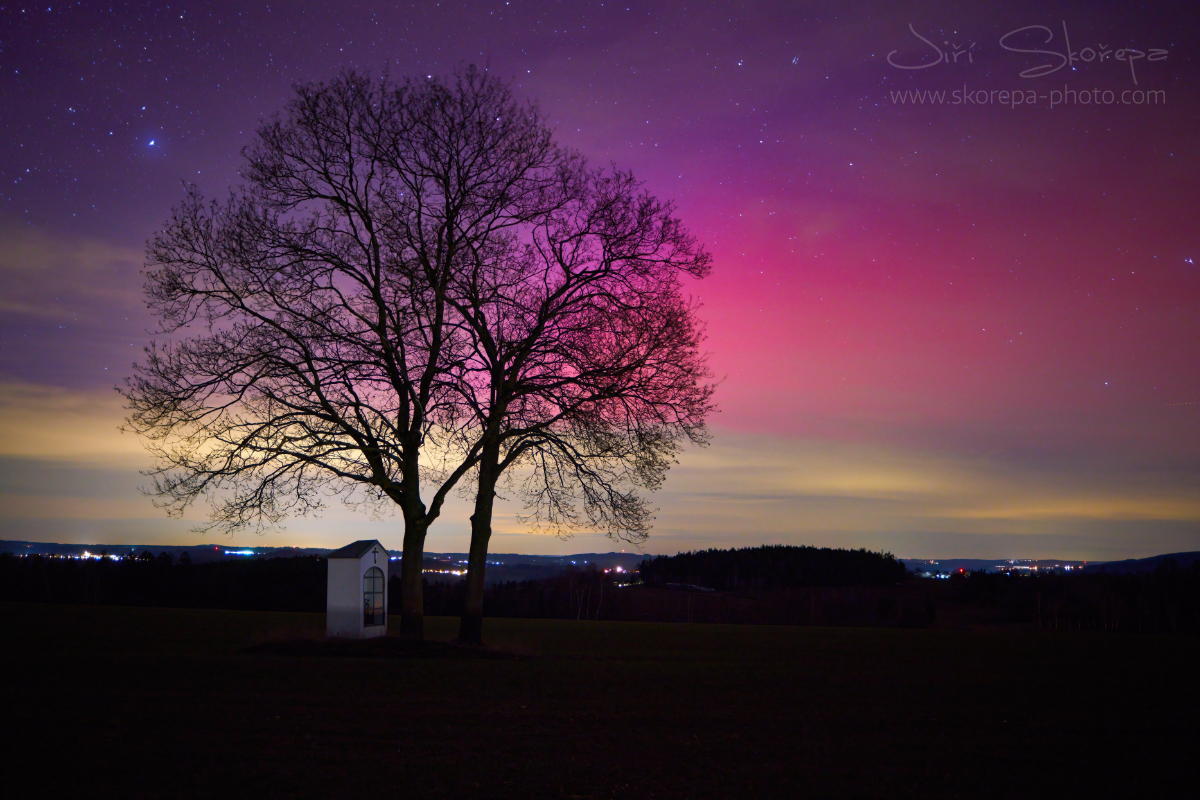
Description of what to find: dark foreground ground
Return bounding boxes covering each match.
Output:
[3,602,1197,799]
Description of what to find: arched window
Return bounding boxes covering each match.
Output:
[363,567,385,626]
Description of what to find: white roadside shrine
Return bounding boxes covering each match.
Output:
[326,540,389,638]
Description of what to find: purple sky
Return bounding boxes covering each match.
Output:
[1,1,1197,559]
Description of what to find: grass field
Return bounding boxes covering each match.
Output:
[3,602,1197,798]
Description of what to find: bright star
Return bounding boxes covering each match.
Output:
[148,140,155,146]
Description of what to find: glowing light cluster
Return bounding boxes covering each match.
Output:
[78,550,123,561]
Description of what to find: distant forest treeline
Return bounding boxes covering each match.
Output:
[937,565,1200,633]
[0,551,609,619]
[3,550,1200,633]
[0,551,328,612]
[638,545,909,589]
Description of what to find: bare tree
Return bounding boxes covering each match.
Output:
[447,168,715,644]
[122,67,573,639]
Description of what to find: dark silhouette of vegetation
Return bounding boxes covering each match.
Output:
[122,65,713,646]
[408,566,619,621]
[639,545,909,591]
[0,552,327,612]
[417,570,930,627]
[447,100,715,645]
[122,67,584,642]
[943,560,1200,633]
[7,550,1198,634]
[413,557,1200,632]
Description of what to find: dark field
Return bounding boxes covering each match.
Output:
[3,603,1197,798]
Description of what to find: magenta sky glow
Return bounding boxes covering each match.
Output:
[1,1,1197,559]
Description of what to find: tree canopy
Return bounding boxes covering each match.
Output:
[123,66,714,643]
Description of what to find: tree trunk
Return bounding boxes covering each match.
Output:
[459,443,500,645]
[399,518,428,641]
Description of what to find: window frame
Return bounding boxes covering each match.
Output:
[362,566,385,627]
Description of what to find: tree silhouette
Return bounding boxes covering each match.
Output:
[122,67,573,639]
[448,167,715,644]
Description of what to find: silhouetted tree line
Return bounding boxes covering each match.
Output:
[2,551,619,620]
[7,549,1198,634]
[638,545,909,592]
[0,552,327,612]
[0,551,621,619]
[395,567,619,620]
[435,555,1200,632]
[943,561,1200,633]
[404,568,929,627]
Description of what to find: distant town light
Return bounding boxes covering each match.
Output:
[78,550,123,561]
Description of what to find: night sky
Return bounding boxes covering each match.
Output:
[1,1,1197,559]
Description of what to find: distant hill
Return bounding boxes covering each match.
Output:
[1081,551,1200,574]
